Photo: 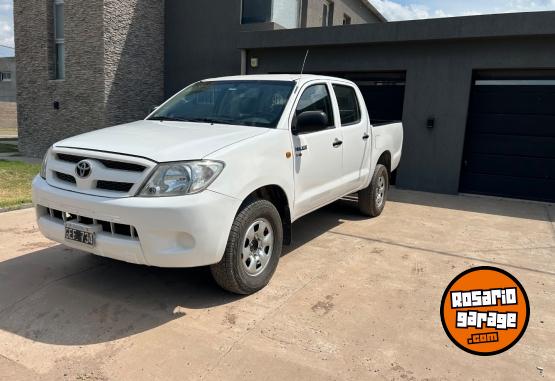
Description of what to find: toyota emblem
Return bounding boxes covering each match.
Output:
[75,160,92,179]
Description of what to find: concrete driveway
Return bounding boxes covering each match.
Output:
[0,189,553,380]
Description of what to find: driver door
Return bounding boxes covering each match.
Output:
[292,83,344,219]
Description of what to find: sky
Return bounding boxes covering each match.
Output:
[1,0,555,57]
[0,0,12,57]
[372,0,555,20]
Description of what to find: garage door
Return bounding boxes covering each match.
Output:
[318,72,405,185]
[317,72,406,125]
[460,77,555,202]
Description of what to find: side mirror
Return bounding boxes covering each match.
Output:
[292,111,329,135]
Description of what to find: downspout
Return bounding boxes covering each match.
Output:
[240,49,247,75]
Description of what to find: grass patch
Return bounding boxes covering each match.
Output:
[0,160,41,209]
[0,142,19,154]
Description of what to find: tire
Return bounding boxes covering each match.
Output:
[210,199,283,295]
[358,164,389,218]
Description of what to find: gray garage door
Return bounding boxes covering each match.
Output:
[316,72,406,125]
[318,72,405,185]
[460,77,555,202]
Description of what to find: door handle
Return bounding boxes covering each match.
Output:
[333,139,343,148]
[362,133,370,140]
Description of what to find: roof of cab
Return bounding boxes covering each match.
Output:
[203,74,354,85]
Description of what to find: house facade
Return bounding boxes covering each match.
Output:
[14,0,383,157]
[14,0,165,156]
[164,0,384,97]
[0,57,16,102]
[13,0,555,202]
[240,0,384,28]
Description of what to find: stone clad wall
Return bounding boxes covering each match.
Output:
[14,0,164,157]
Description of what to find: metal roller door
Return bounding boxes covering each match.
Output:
[316,71,406,124]
[460,75,555,202]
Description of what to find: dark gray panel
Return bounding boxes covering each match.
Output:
[470,85,555,115]
[238,11,555,49]
[165,0,243,98]
[359,84,405,124]
[467,114,555,137]
[464,153,555,180]
[460,172,555,202]
[464,133,555,158]
[461,82,555,202]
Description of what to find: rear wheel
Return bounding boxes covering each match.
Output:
[211,199,283,295]
[358,164,389,217]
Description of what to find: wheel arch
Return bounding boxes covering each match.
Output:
[241,185,292,245]
[377,150,392,175]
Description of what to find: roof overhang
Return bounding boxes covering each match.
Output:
[238,11,555,49]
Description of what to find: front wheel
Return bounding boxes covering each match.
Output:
[358,164,389,217]
[211,199,283,295]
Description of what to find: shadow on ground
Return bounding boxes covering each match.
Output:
[389,188,554,222]
[283,197,365,254]
[0,199,363,346]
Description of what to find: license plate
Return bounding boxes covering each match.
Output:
[65,224,96,247]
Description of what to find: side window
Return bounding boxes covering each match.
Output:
[296,84,335,128]
[333,84,361,125]
[0,72,12,82]
[53,0,65,79]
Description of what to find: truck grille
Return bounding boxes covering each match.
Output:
[46,148,156,198]
[55,171,76,184]
[97,180,134,193]
[57,153,146,172]
[41,205,139,240]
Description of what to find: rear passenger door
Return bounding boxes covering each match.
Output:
[332,83,370,191]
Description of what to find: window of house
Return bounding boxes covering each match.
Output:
[0,72,12,82]
[342,14,351,25]
[296,84,335,128]
[272,0,301,29]
[54,0,65,79]
[322,0,334,26]
[333,84,361,125]
[241,0,272,24]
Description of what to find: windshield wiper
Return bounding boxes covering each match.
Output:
[150,116,238,125]
[185,118,236,125]
[148,116,188,122]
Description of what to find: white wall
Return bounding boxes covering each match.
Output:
[272,0,300,28]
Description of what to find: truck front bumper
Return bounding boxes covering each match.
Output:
[32,176,241,268]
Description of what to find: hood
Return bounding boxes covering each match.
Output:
[55,120,270,162]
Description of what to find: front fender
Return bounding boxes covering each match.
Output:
[206,129,295,214]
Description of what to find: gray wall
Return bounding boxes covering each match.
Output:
[238,12,555,194]
[14,0,106,157]
[0,57,16,102]
[165,0,383,97]
[165,0,244,97]
[103,0,165,127]
[14,0,165,157]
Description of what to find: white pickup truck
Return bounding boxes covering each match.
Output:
[33,75,403,294]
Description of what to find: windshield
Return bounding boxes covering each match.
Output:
[149,80,296,128]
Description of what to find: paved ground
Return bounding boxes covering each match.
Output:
[0,154,42,164]
[0,102,17,138]
[0,189,553,381]
[0,140,42,164]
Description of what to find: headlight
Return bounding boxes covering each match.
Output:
[40,147,52,179]
[138,160,224,197]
